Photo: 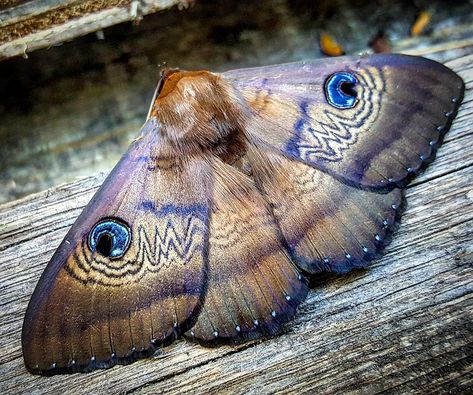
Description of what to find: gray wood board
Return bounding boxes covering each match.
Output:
[0,55,472,394]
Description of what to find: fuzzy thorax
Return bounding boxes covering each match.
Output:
[149,70,251,163]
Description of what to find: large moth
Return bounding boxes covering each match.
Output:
[22,54,464,375]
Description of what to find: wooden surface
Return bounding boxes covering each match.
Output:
[0,53,472,393]
[0,0,187,60]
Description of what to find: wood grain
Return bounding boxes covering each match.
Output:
[0,54,472,393]
[0,0,188,60]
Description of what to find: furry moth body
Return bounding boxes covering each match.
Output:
[22,54,464,375]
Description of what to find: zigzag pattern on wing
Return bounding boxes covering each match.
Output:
[287,67,383,163]
[65,214,206,286]
[137,215,206,270]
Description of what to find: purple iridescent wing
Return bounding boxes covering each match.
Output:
[22,119,211,374]
[223,54,464,273]
[224,54,464,189]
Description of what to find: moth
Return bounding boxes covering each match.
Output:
[22,54,464,375]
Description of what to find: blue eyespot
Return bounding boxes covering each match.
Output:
[88,219,131,259]
[324,72,358,109]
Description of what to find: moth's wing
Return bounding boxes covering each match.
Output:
[185,159,308,344]
[22,120,211,374]
[224,54,464,190]
[222,54,463,274]
[248,147,402,274]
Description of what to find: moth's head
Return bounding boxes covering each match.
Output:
[148,68,250,155]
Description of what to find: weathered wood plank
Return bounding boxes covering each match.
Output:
[0,55,472,394]
[0,1,78,27]
[0,0,188,60]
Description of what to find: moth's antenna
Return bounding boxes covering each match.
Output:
[146,74,164,121]
[145,66,181,122]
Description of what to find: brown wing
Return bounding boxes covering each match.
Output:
[224,54,464,190]
[248,146,402,273]
[186,159,307,344]
[23,70,308,374]
[22,120,211,374]
[220,54,463,273]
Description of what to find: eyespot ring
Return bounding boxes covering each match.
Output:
[324,72,358,109]
[88,219,131,259]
